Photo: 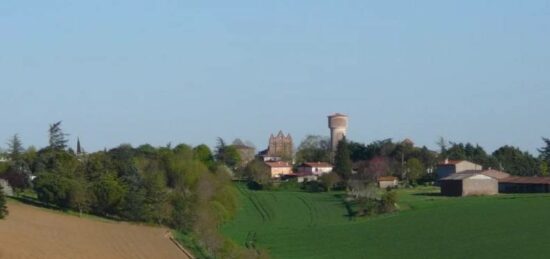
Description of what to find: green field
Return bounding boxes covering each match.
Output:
[222,185,550,259]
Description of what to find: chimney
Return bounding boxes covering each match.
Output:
[444,158,449,164]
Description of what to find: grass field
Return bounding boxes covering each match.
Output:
[222,184,550,259]
[0,200,189,259]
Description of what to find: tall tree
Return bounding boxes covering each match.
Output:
[0,184,7,219]
[7,134,24,161]
[49,121,68,150]
[493,146,538,176]
[334,138,352,181]
[76,138,82,155]
[539,137,550,162]
[405,158,425,184]
[295,135,331,164]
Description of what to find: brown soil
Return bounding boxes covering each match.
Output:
[0,201,189,259]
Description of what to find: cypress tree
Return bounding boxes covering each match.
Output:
[334,137,352,181]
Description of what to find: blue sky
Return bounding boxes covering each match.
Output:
[1,1,549,154]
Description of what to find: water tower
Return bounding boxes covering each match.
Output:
[328,113,348,158]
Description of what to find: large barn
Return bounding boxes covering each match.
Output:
[440,172,498,196]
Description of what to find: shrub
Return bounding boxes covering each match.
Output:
[0,185,7,219]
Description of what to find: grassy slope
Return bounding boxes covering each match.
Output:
[222,185,550,259]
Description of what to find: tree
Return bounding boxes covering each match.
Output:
[493,146,538,176]
[319,172,341,191]
[295,135,331,164]
[436,137,448,154]
[0,184,7,219]
[76,138,82,155]
[4,135,31,192]
[69,177,89,216]
[363,156,391,182]
[7,134,24,161]
[215,138,241,168]
[90,174,125,215]
[539,138,550,162]
[539,161,549,177]
[334,138,352,181]
[49,121,69,150]
[193,144,215,168]
[242,159,271,188]
[405,158,425,184]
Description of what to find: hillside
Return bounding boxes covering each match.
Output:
[222,185,550,259]
[0,201,189,259]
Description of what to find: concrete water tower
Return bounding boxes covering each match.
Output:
[328,113,348,156]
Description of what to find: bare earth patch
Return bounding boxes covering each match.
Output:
[0,201,189,259]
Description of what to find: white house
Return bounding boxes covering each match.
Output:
[298,162,333,176]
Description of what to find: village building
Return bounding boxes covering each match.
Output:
[292,172,319,183]
[498,177,550,193]
[233,144,256,167]
[265,161,293,178]
[258,131,293,162]
[297,162,333,175]
[435,159,482,180]
[378,176,398,189]
[440,172,498,196]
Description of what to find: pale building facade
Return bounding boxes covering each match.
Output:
[265,161,293,178]
[435,160,482,180]
[297,162,333,175]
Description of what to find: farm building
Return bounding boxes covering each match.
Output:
[435,159,482,180]
[458,169,511,180]
[265,161,293,178]
[378,176,398,189]
[440,172,498,196]
[499,177,550,193]
[297,162,333,175]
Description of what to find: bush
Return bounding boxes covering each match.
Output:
[301,181,326,193]
[380,190,398,213]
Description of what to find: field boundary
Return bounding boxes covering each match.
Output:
[166,231,195,259]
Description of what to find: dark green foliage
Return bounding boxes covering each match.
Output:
[301,181,326,192]
[0,184,7,219]
[539,138,550,162]
[34,172,80,209]
[90,174,125,215]
[493,146,539,176]
[7,134,24,161]
[334,138,352,180]
[48,121,68,151]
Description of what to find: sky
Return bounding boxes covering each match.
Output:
[1,0,549,154]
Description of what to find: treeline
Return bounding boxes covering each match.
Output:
[0,123,264,259]
[295,136,550,186]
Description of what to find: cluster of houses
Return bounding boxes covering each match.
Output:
[436,159,550,196]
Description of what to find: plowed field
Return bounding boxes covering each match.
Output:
[0,201,189,259]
